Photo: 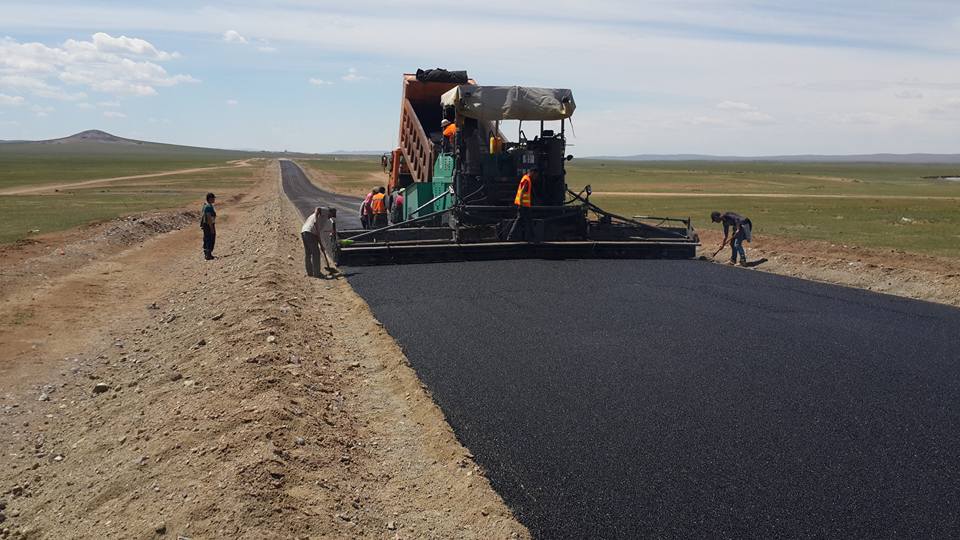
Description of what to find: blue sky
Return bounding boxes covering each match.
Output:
[1,0,959,155]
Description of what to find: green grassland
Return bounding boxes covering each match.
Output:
[0,163,262,245]
[296,156,387,196]
[565,160,960,257]
[0,140,252,189]
[566,160,960,197]
[5,146,959,257]
[295,155,960,257]
[592,195,960,257]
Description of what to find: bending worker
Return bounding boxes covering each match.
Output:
[508,169,535,241]
[301,206,337,277]
[711,210,753,266]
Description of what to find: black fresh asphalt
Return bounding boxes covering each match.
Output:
[281,161,960,539]
[280,159,363,227]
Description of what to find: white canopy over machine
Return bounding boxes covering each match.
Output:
[441,85,576,121]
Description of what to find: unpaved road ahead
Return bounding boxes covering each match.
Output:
[280,163,960,538]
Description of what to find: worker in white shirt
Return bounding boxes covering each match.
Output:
[301,206,337,277]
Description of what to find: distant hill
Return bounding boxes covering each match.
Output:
[0,129,253,157]
[0,130,327,158]
[39,129,143,145]
[587,153,960,164]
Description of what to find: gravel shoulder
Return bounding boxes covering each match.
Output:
[0,161,527,539]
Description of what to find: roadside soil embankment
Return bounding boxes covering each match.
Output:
[0,161,527,539]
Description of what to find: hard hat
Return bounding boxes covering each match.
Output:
[441,119,451,128]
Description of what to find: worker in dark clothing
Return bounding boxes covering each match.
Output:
[508,169,535,241]
[200,192,217,260]
[711,210,753,265]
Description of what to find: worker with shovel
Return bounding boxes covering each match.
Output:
[711,210,752,266]
[301,206,337,277]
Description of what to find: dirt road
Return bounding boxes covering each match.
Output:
[0,161,527,539]
[0,160,254,195]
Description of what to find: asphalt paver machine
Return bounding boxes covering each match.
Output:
[334,69,699,266]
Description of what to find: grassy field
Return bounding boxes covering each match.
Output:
[296,156,387,196]
[565,160,960,257]
[0,161,263,245]
[296,155,960,257]
[6,146,959,257]
[566,160,960,197]
[0,140,253,189]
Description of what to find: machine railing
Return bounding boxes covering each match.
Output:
[399,98,434,183]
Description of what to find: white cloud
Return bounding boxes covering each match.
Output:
[30,104,54,117]
[894,90,923,100]
[682,115,728,127]
[741,111,776,124]
[223,31,275,52]
[0,74,86,101]
[828,112,894,125]
[223,30,248,44]
[76,102,94,109]
[715,101,775,124]
[716,101,757,111]
[0,34,194,99]
[309,78,333,86]
[1,3,959,154]
[0,93,25,106]
[226,98,239,105]
[341,67,366,82]
[103,110,127,118]
[97,100,121,107]
[88,32,180,61]
[255,38,276,52]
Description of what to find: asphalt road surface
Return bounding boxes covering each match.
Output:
[280,159,362,227]
[281,161,960,538]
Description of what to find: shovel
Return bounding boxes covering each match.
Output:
[711,240,727,258]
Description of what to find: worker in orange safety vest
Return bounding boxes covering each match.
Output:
[508,169,536,240]
[370,186,388,228]
[441,119,457,150]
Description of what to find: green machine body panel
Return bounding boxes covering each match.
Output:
[401,153,454,221]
